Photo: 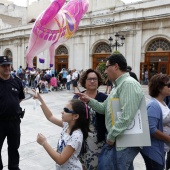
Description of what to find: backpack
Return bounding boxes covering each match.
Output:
[41,83,45,89]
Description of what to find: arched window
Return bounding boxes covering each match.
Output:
[94,43,111,53]
[147,38,170,51]
[56,46,68,55]
[4,49,12,62]
[33,57,37,68]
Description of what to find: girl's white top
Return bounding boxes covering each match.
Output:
[156,99,170,152]
[56,122,83,170]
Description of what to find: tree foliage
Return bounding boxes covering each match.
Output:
[97,62,107,84]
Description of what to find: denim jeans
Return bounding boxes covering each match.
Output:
[33,80,37,89]
[42,88,48,93]
[98,144,116,170]
[66,81,71,90]
[116,147,140,170]
[98,144,140,170]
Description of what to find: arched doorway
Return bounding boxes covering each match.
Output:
[4,49,12,63]
[33,57,37,69]
[140,38,170,83]
[55,45,68,72]
[93,42,111,69]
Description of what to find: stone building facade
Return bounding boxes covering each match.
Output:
[0,0,170,82]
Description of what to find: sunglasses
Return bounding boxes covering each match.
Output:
[63,107,77,114]
[164,83,170,88]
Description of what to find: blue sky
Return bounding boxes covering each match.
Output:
[11,0,141,7]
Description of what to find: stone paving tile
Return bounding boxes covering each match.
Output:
[2,85,148,170]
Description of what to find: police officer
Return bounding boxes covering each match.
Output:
[0,56,25,170]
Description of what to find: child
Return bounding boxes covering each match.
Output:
[37,77,48,93]
[50,74,58,91]
[33,92,90,170]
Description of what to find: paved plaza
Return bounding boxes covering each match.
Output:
[2,85,150,170]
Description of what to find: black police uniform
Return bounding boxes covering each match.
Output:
[0,75,25,170]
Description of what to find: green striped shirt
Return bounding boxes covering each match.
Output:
[88,73,144,150]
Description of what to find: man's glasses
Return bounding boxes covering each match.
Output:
[86,78,98,82]
[164,83,170,88]
[105,64,114,69]
[63,107,77,114]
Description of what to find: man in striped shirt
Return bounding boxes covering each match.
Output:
[76,53,144,170]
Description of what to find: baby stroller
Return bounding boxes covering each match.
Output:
[56,73,63,90]
[57,80,63,90]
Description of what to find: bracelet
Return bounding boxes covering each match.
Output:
[42,140,47,146]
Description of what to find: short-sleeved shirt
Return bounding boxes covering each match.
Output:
[56,122,83,170]
[0,76,25,117]
[62,71,68,79]
[66,75,72,82]
[72,72,78,80]
[50,77,57,87]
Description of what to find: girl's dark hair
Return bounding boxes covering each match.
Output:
[149,74,170,97]
[69,99,90,154]
[79,69,103,88]
[69,99,90,140]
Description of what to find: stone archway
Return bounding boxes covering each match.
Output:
[55,45,68,72]
[140,38,170,83]
[33,57,37,69]
[4,49,13,63]
[92,42,111,69]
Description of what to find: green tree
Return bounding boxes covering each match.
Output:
[97,62,107,84]
[113,50,120,54]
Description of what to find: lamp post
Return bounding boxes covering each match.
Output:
[108,32,125,52]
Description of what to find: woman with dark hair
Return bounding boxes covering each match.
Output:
[73,68,108,170]
[33,91,90,170]
[140,74,170,170]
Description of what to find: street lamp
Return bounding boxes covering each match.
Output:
[108,32,125,52]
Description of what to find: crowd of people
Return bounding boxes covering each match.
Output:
[10,66,82,94]
[1,53,170,170]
